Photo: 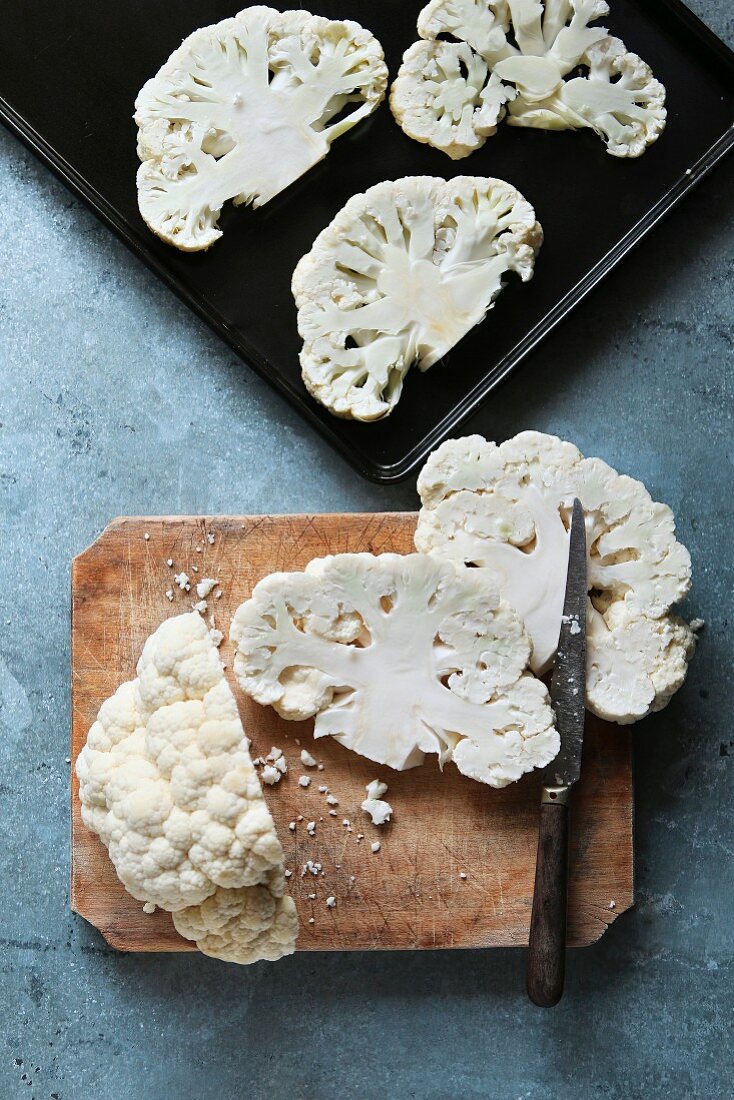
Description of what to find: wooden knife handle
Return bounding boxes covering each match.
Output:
[526,800,569,1007]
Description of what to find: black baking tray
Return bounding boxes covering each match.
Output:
[1,1,732,482]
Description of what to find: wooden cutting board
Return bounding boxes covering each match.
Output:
[71,513,633,953]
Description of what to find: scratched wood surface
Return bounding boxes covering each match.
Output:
[71,513,633,953]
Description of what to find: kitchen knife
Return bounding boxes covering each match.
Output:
[526,497,587,1008]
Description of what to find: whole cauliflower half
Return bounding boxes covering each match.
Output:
[292,176,542,420]
[135,6,387,250]
[76,612,298,964]
[391,0,666,159]
[415,431,696,724]
[231,553,559,788]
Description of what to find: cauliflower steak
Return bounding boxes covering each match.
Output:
[415,431,695,723]
[292,176,542,420]
[391,0,666,159]
[76,612,298,964]
[135,6,387,250]
[231,553,559,788]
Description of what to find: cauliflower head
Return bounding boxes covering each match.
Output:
[415,431,695,723]
[391,0,666,159]
[135,7,387,250]
[231,553,559,788]
[76,612,298,964]
[292,176,542,421]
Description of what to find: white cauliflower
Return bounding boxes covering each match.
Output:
[391,0,666,159]
[231,553,559,788]
[292,176,542,421]
[415,431,695,723]
[76,612,298,964]
[135,7,387,250]
[390,40,514,160]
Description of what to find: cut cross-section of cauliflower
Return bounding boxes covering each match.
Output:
[390,40,515,160]
[231,553,559,788]
[292,176,542,420]
[415,431,695,723]
[391,0,666,159]
[76,612,298,964]
[135,6,387,250]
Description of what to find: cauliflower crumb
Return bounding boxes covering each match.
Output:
[317,763,324,771]
[299,776,311,788]
[274,756,287,775]
[261,765,282,786]
[608,900,616,910]
[361,780,393,825]
[207,533,216,545]
[284,869,292,878]
[300,749,317,767]
[215,590,223,600]
[326,896,336,909]
[209,629,224,648]
[174,571,190,591]
[308,917,315,924]
[690,618,705,632]
[165,590,174,602]
[196,577,219,599]
[144,532,150,541]
[371,842,381,854]
[308,892,316,900]
[328,810,337,816]
[267,746,284,761]
[326,794,339,806]
[288,821,296,831]
[307,821,316,836]
[194,600,208,614]
[570,620,581,636]
[166,558,173,567]
[459,872,468,880]
[143,901,156,913]
[318,784,329,793]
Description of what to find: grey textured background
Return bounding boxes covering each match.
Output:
[1,0,732,1094]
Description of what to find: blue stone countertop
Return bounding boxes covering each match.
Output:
[1,2,732,1094]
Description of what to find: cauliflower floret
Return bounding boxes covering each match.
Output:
[135,7,387,250]
[76,612,298,964]
[391,0,666,159]
[173,868,299,965]
[231,553,559,789]
[292,176,542,421]
[415,431,696,723]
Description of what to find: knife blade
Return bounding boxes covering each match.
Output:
[542,495,588,793]
[526,496,587,1008]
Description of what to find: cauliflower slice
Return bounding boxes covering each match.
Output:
[415,431,696,723]
[231,553,559,789]
[390,40,515,160]
[135,6,387,250]
[292,176,542,421]
[76,612,298,964]
[391,0,665,159]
